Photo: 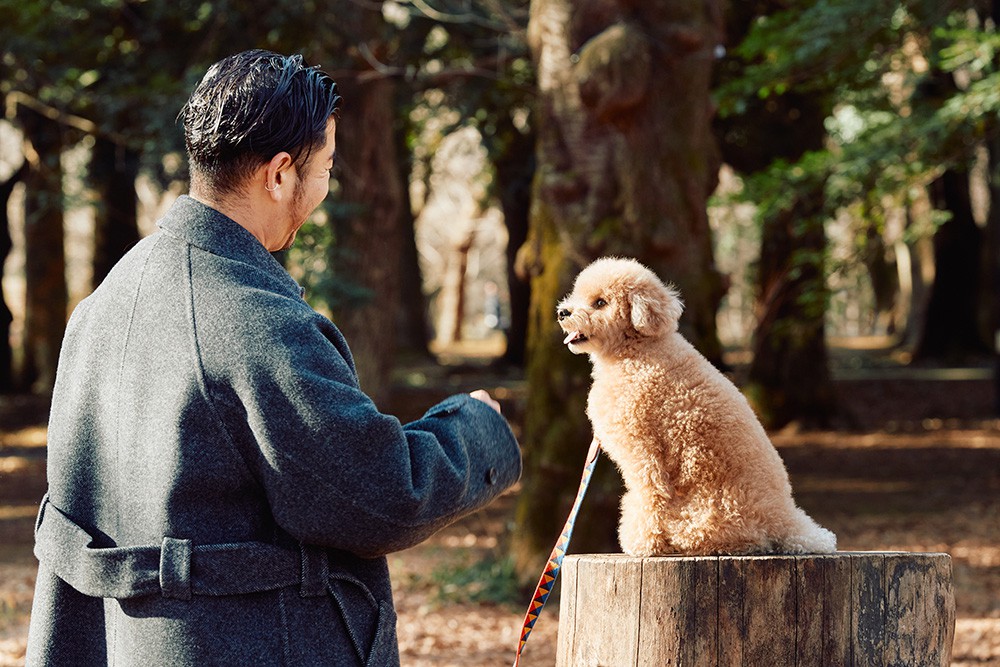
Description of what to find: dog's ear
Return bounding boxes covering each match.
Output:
[630,280,683,336]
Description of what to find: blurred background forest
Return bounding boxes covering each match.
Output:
[2,0,1000,664]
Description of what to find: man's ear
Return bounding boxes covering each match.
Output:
[263,152,294,200]
[629,281,683,335]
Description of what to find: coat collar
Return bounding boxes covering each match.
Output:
[157,195,304,297]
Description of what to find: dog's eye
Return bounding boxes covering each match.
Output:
[593,298,607,309]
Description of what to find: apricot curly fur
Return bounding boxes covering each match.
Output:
[558,257,837,556]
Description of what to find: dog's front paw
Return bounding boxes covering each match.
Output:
[618,496,676,556]
[620,542,652,558]
[621,541,675,557]
[619,526,673,557]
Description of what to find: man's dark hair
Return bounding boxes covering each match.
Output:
[179,49,341,196]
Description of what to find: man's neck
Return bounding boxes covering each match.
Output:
[189,186,271,249]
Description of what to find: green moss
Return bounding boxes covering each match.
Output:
[512,200,602,577]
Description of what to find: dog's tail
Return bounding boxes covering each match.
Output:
[775,507,838,554]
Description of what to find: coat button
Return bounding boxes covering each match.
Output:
[486,467,499,485]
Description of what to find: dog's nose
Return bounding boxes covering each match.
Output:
[557,308,572,321]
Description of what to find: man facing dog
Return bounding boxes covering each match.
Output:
[26,50,521,666]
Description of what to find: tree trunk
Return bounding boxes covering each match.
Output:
[862,221,899,336]
[393,90,431,361]
[914,168,988,361]
[897,198,938,351]
[436,230,474,345]
[988,133,1000,417]
[986,152,1000,417]
[0,162,28,393]
[989,0,1000,415]
[747,184,835,428]
[719,118,833,427]
[90,136,140,289]
[396,159,431,360]
[512,0,724,576]
[397,196,430,358]
[332,72,406,406]
[492,117,535,368]
[716,2,836,427]
[18,106,68,394]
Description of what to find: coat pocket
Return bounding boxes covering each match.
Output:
[326,576,399,667]
[364,601,398,667]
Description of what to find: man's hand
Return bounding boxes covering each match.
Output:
[469,389,502,415]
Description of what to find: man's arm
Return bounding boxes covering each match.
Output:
[203,297,522,557]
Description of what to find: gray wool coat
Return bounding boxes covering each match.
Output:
[26,195,522,666]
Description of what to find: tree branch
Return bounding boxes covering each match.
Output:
[4,91,129,145]
[406,0,507,30]
[331,48,534,95]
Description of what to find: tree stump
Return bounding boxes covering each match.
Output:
[555,552,954,666]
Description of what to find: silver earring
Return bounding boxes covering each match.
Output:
[265,183,280,192]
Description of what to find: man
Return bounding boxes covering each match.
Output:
[27,50,521,666]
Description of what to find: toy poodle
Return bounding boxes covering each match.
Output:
[557,257,837,556]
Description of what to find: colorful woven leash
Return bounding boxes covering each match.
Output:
[513,438,601,667]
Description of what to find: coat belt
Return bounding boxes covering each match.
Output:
[33,494,329,600]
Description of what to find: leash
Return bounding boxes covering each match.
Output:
[513,438,601,667]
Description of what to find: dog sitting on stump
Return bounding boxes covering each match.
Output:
[557,257,837,557]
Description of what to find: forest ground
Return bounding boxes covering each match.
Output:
[0,336,998,666]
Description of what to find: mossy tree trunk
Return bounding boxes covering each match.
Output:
[512,0,725,575]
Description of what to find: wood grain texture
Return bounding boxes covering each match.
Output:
[555,552,954,667]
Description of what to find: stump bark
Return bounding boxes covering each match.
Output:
[555,552,954,666]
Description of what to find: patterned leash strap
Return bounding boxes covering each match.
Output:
[512,439,601,667]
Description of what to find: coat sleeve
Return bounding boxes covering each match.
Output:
[200,291,522,558]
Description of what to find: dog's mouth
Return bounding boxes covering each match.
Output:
[562,330,588,346]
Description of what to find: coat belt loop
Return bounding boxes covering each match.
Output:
[34,493,50,538]
[299,545,328,598]
[160,537,193,600]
